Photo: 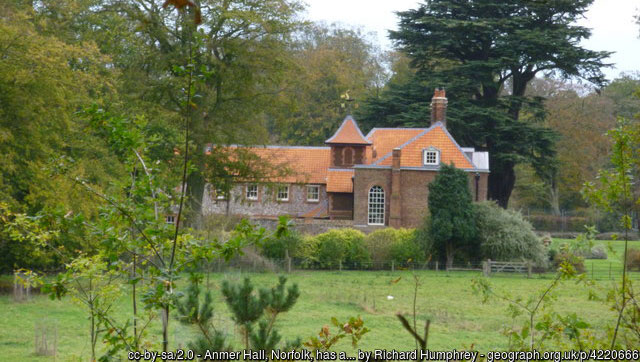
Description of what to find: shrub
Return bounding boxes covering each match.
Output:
[364,228,423,267]
[363,228,397,267]
[588,245,608,260]
[626,248,640,271]
[474,201,547,265]
[260,232,302,260]
[389,229,424,265]
[314,229,369,269]
[293,235,318,268]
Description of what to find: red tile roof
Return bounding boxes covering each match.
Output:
[325,116,371,145]
[326,169,354,192]
[366,128,425,163]
[373,123,474,169]
[231,146,330,184]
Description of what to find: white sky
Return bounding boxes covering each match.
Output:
[302,0,640,80]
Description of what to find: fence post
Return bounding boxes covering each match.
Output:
[391,261,395,273]
[487,259,492,277]
[482,260,488,277]
[527,261,532,279]
[435,261,439,272]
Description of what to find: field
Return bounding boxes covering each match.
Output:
[1,239,639,361]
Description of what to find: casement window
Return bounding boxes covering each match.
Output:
[423,148,440,165]
[307,185,320,202]
[277,185,289,201]
[246,184,258,200]
[367,186,385,225]
[165,215,176,224]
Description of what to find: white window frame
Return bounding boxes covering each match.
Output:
[277,185,289,201]
[423,148,440,166]
[367,186,385,225]
[307,185,320,202]
[165,215,176,224]
[246,184,258,200]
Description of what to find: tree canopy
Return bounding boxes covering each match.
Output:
[359,0,611,208]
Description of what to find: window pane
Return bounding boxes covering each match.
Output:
[246,185,258,200]
[307,185,319,201]
[368,186,385,225]
[424,150,438,165]
[277,185,289,201]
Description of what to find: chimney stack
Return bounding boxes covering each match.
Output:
[430,88,447,128]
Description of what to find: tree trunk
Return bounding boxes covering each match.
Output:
[488,162,515,208]
[186,170,205,228]
[445,244,454,270]
[549,177,561,216]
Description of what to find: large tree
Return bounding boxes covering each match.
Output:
[0,2,121,214]
[360,0,611,207]
[270,23,387,145]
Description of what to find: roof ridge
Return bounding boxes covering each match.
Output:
[365,127,429,140]
[227,144,330,150]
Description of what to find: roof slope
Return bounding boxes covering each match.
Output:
[325,116,371,145]
[326,169,354,192]
[373,123,474,169]
[366,128,426,163]
[233,146,330,184]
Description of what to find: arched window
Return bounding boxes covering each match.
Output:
[343,147,354,165]
[368,186,385,225]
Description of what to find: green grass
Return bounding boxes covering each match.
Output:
[1,238,639,361]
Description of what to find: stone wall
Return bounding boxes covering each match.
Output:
[202,183,327,218]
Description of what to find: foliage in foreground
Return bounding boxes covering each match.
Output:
[176,274,369,357]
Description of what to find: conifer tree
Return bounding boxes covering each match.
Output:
[428,163,477,269]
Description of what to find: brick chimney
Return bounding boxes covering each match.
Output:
[430,88,447,128]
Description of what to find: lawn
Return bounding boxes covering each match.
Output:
[1,239,639,361]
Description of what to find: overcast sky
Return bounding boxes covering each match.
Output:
[302,0,640,80]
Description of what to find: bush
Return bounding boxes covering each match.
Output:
[626,248,640,271]
[313,229,369,269]
[260,232,302,260]
[293,235,319,268]
[474,201,547,265]
[364,228,423,268]
[363,228,397,267]
[588,245,608,260]
[389,229,424,265]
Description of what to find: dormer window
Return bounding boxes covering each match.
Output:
[423,148,440,165]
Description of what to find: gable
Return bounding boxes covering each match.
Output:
[374,124,474,169]
[366,128,426,163]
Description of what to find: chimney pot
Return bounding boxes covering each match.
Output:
[430,88,448,128]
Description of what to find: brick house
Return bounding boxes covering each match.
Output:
[202,90,489,228]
